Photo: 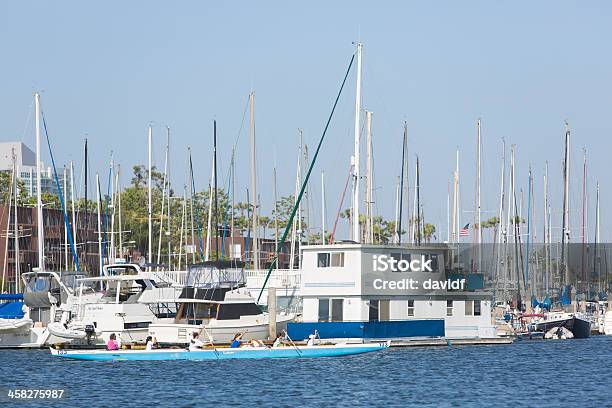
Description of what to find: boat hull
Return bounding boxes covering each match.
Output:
[534,316,591,339]
[50,342,389,361]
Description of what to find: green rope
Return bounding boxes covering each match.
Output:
[257,52,355,303]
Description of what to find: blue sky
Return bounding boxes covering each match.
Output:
[2,1,611,241]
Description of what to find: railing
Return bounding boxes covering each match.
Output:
[146,268,302,289]
[244,269,302,288]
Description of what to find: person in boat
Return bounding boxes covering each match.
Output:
[145,336,156,351]
[107,333,119,351]
[230,333,244,348]
[189,332,205,351]
[249,339,265,347]
[272,333,284,348]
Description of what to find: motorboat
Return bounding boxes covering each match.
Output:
[532,311,591,339]
[147,261,295,345]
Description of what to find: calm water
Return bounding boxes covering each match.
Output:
[1,336,611,408]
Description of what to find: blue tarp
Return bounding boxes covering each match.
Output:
[288,320,445,341]
[0,300,25,319]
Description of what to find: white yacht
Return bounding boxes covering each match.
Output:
[0,271,84,348]
[46,263,181,346]
[147,261,295,345]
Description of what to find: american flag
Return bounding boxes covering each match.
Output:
[459,223,470,237]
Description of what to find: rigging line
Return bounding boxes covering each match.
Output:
[257,51,356,303]
[40,109,80,272]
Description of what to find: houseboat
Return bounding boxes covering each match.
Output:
[287,244,496,342]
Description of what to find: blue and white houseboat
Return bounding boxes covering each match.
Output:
[287,244,496,342]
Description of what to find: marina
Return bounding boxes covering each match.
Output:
[2,2,612,407]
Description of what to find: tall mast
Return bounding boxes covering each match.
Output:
[84,138,88,270]
[416,156,421,245]
[273,167,278,269]
[365,110,373,244]
[321,171,326,245]
[581,148,587,283]
[494,139,506,287]
[96,173,103,277]
[167,126,171,269]
[147,125,153,267]
[474,119,482,272]
[398,122,408,245]
[394,176,400,244]
[352,42,363,243]
[13,150,20,292]
[544,162,550,293]
[64,166,68,269]
[70,161,77,270]
[213,120,219,260]
[561,122,571,285]
[594,182,600,292]
[157,132,169,267]
[117,165,122,260]
[249,93,259,269]
[34,92,44,270]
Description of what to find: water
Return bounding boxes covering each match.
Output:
[1,336,611,407]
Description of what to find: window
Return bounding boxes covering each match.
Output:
[424,254,439,272]
[407,300,415,317]
[331,299,343,322]
[465,300,474,316]
[446,300,453,316]
[318,252,344,268]
[474,300,481,316]
[390,253,411,272]
[318,299,330,322]
[217,303,262,320]
[331,252,345,267]
[317,253,330,267]
[368,300,379,321]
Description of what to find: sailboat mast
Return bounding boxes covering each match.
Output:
[13,151,20,292]
[561,121,571,285]
[213,120,219,261]
[64,166,68,269]
[34,92,44,270]
[249,93,259,269]
[70,161,77,269]
[475,119,482,272]
[273,167,278,269]
[167,127,171,269]
[398,122,408,245]
[365,110,373,244]
[84,138,88,270]
[321,171,326,245]
[148,125,153,268]
[96,173,103,276]
[544,162,550,293]
[352,42,363,243]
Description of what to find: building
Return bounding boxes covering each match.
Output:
[0,141,67,196]
[0,205,100,293]
[287,244,496,341]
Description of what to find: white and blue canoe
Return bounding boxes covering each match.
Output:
[49,342,390,361]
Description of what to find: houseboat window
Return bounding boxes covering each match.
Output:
[474,300,481,316]
[423,254,439,272]
[331,299,343,321]
[184,303,217,321]
[407,299,415,317]
[317,253,330,267]
[446,300,453,316]
[318,252,344,268]
[390,253,411,272]
[331,252,345,267]
[465,300,474,316]
[368,300,379,321]
[318,299,330,322]
[216,303,262,320]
